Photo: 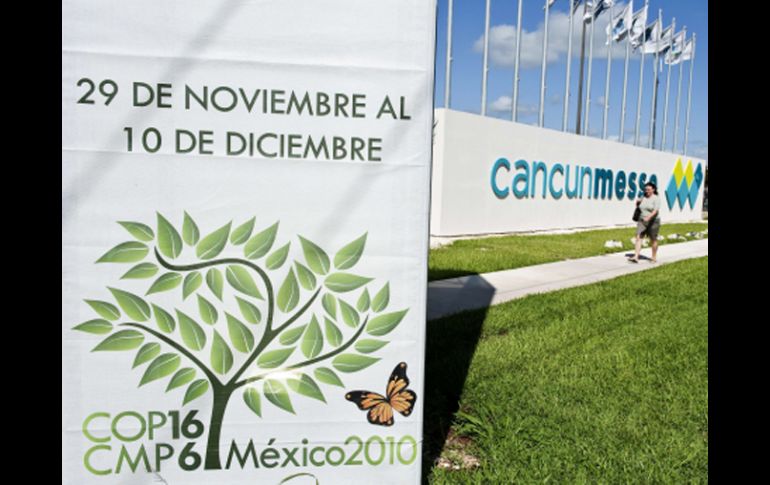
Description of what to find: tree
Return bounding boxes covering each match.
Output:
[73,212,407,470]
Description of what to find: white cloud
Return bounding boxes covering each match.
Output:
[473,2,635,69]
[490,95,512,112]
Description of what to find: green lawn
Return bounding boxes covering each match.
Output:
[423,257,708,484]
[428,222,708,281]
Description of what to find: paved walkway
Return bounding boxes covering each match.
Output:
[426,239,708,320]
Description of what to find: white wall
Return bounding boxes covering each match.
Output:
[431,109,705,236]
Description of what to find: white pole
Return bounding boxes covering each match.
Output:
[633,1,649,146]
[562,0,574,130]
[683,34,697,156]
[648,10,661,149]
[620,38,630,142]
[662,17,675,151]
[673,26,686,152]
[602,2,613,139]
[513,0,524,121]
[584,11,595,135]
[539,0,551,127]
[481,0,491,116]
[444,0,454,109]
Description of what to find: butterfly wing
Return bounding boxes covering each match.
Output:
[386,362,417,417]
[345,391,394,426]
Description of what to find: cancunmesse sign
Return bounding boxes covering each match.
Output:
[62,1,436,484]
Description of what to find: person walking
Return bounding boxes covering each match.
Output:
[630,182,661,263]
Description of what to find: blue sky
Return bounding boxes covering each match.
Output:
[433,0,708,161]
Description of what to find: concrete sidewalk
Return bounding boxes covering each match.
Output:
[427,239,708,320]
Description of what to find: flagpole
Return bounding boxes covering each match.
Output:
[584,11,595,136]
[575,1,588,134]
[683,34,696,156]
[620,35,630,142]
[602,2,613,139]
[662,17,675,151]
[673,26,687,152]
[539,0,551,127]
[481,0,491,116]
[562,0,575,131]
[634,0,649,146]
[649,9,661,149]
[513,0,523,121]
[444,0,454,109]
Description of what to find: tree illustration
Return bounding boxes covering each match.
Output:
[73,213,408,470]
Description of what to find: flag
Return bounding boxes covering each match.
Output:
[584,0,613,23]
[606,1,632,43]
[572,0,583,14]
[664,30,687,64]
[654,24,675,55]
[629,5,648,49]
[641,19,661,54]
[681,38,694,62]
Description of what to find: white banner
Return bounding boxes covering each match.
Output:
[62,1,436,484]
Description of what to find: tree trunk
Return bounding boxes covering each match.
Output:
[204,385,233,470]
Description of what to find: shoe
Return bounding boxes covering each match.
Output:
[649,259,657,264]
[628,258,639,264]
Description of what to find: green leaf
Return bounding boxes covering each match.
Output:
[85,300,120,321]
[278,325,307,345]
[295,262,316,291]
[257,348,295,369]
[243,388,262,417]
[244,222,279,259]
[96,242,149,263]
[355,339,389,354]
[108,288,151,322]
[334,233,367,270]
[332,354,380,373]
[140,353,180,386]
[132,342,161,368]
[211,330,234,375]
[197,295,219,325]
[287,374,326,402]
[325,273,372,293]
[183,379,209,405]
[166,368,196,392]
[182,212,200,246]
[196,222,231,260]
[121,263,158,280]
[206,268,224,300]
[147,272,183,295]
[266,243,291,270]
[264,379,294,414]
[299,236,330,275]
[226,313,254,353]
[338,299,360,328]
[357,288,371,312]
[365,309,409,336]
[72,319,113,334]
[314,367,345,387]
[226,265,263,300]
[183,272,203,299]
[152,304,175,333]
[301,315,323,359]
[92,330,144,351]
[157,213,183,259]
[322,293,337,319]
[324,317,343,347]
[118,221,154,242]
[277,269,300,313]
[236,296,262,324]
[177,310,206,351]
[231,217,256,245]
[371,283,390,312]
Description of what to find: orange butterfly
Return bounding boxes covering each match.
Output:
[345,362,417,426]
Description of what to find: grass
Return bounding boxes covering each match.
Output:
[428,222,708,281]
[423,257,708,484]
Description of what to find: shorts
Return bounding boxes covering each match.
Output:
[636,219,661,239]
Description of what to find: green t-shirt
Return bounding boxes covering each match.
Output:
[639,194,661,222]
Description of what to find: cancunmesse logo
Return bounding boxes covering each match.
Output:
[665,158,703,210]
